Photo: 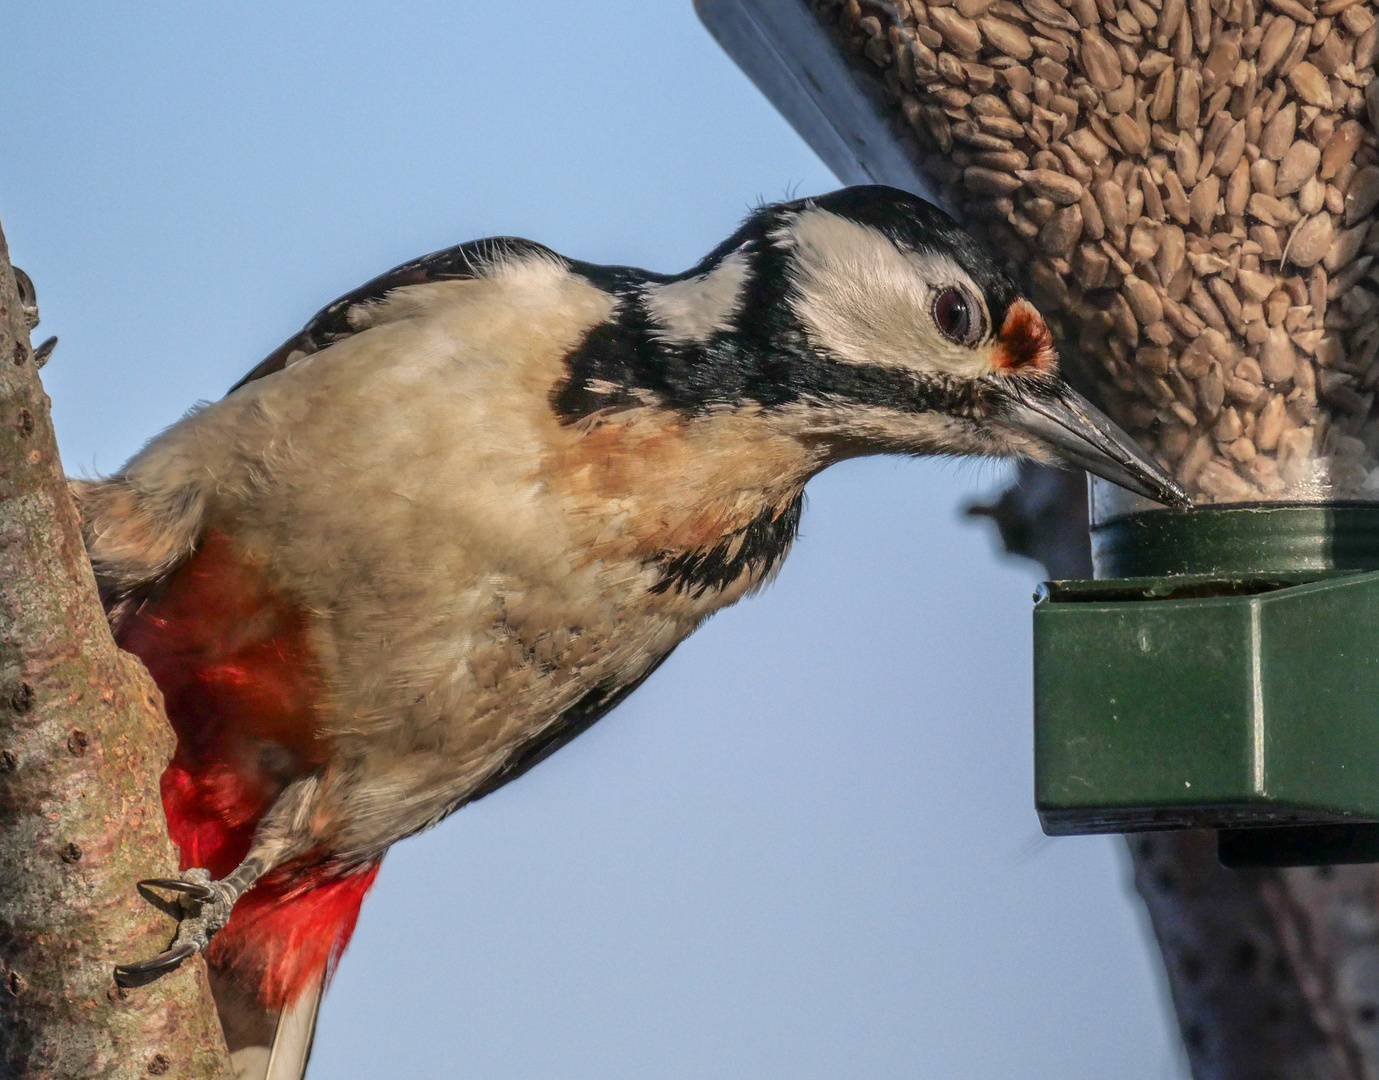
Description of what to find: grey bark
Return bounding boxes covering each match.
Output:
[0,221,232,1077]
[972,464,1379,1080]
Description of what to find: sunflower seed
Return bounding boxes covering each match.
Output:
[1289,62,1334,106]
[957,0,1001,17]
[981,15,1037,55]
[1324,221,1370,268]
[1191,174,1222,229]
[1320,119,1364,180]
[932,7,985,51]
[1080,28,1125,88]
[1039,203,1085,253]
[1227,159,1254,214]
[964,165,1025,193]
[1258,15,1299,76]
[1018,167,1085,202]
[825,0,1379,504]
[1345,165,1379,225]
[1214,121,1249,176]
[1249,191,1301,225]
[1276,139,1322,193]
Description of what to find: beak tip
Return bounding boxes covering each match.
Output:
[1147,478,1193,509]
[1089,462,1193,511]
[1128,467,1192,509]
[1097,450,1193,510]
[995,378,1197,510]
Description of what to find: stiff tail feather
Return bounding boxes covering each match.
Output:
[211,967,324,1080]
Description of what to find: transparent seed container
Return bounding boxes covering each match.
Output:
[810,0,1379,514]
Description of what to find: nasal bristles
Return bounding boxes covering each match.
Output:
[995,299,1056,371]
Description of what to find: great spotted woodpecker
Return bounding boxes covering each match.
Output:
[90,185,1184,1079]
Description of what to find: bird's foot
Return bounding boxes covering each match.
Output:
[113,869,240,988]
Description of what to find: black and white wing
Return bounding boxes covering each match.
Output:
[229,237,561,393]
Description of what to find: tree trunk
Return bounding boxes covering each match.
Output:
[0,219,231,1078]
[972,464,1379,1080]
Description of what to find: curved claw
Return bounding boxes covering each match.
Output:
[137,877,216,902]
[118,867,238,988]
[113,942,198,988]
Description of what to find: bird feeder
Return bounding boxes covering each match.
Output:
[699,0,1379,863]
[1038,494,1379,866]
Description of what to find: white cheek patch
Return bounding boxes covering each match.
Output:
[778,208,995,378]
[643,250,751,344]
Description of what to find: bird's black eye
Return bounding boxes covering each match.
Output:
[933,287,980,346]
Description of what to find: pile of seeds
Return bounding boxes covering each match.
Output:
[815,0,1379,502]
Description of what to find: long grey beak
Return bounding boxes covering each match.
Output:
[998,383,1191,508]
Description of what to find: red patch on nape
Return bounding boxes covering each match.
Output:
[992,299,1057,371]
[117,530,375,1009]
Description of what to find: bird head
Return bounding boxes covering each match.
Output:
[682,186,1188,507]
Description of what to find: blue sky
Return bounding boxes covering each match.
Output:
[3,4,1180,1076]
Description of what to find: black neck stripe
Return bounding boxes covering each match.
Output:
[649,493,805,598]
[780,358,990,418]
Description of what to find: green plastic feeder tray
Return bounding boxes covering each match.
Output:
[1033,505,1379,866]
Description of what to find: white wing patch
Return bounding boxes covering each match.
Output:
[776,208,995,378]
[643,249,751,344]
